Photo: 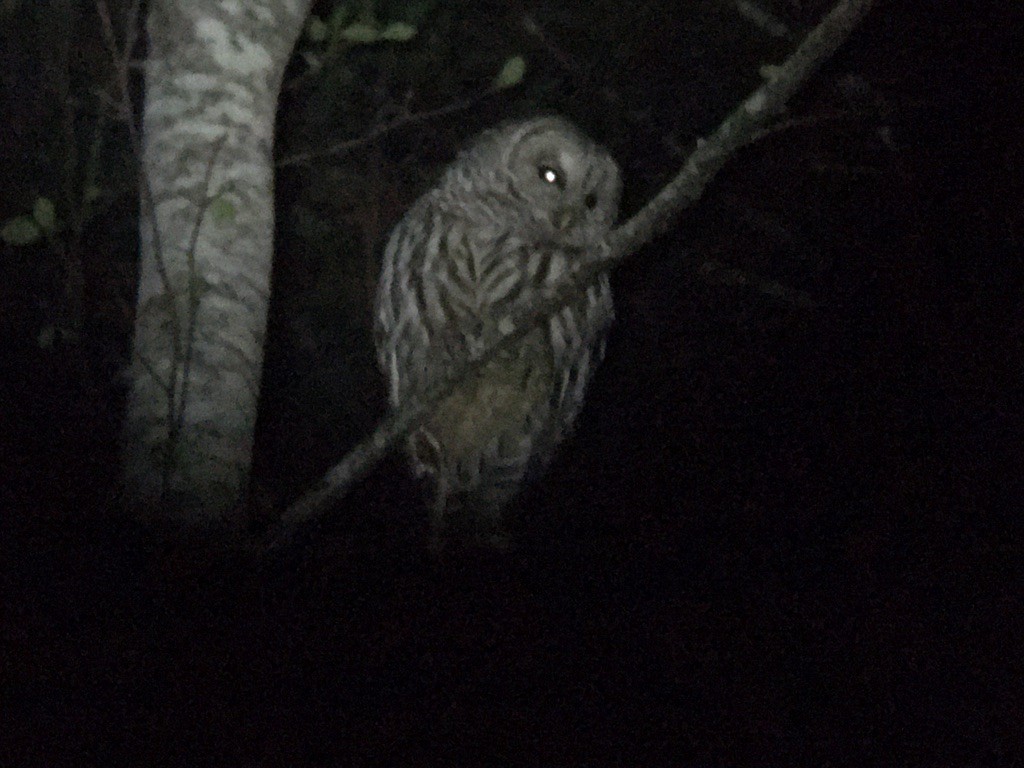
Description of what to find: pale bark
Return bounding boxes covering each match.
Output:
[122,0,312,530]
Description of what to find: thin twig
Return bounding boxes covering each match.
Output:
[98,0,184,510]
[263,0,876,554]
[697,260,819,308]
[731,0,794,39]
[96,0,169,302]
[277,89,498,168]
[172,136,229,457]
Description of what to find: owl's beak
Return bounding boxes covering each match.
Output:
[553,206,582,232]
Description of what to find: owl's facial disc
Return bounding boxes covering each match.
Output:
[553,205,582,232]
[498,120,619,245]
[525,150,589,233]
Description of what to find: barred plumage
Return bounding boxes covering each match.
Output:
[374,116,620,550]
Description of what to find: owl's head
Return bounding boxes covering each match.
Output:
[504,116,620,246]
[459,116,621,248]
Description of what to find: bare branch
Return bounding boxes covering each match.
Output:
[277,89,498,168]
[96,0,177,367]
[607,0,874,258]
[696,260,819,308]
[262,0,876,553]
[172,136,230,453]
[729,0,794,40]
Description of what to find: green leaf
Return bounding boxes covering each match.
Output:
[492,55,527,90]
[379,21,416,42]
[33,197,57,233]
[1,215,42,246]
[209,196,237,224]
[306,15,328,44]
[327,4,351,32]
[340,22,379,44]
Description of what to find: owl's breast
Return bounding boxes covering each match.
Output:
[436,224,533,320]
[419,326,554,471]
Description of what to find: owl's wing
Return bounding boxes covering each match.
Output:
[527,272,613,480]
[374,196,488,407]
[550,274,614,423]
[374,206,428,408]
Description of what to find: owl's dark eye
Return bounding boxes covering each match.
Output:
[584,192,598,210]
[538,164,564,188]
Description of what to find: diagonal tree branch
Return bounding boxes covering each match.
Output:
[263,0,876,553]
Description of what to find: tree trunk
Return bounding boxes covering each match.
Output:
[121,0,311,531]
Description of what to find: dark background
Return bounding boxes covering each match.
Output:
[2,0,1022,765]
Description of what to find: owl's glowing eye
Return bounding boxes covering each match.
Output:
[538,165,563,188]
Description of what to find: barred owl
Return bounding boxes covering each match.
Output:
[374,116,620,550]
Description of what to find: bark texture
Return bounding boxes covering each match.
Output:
[122,0,312,528]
